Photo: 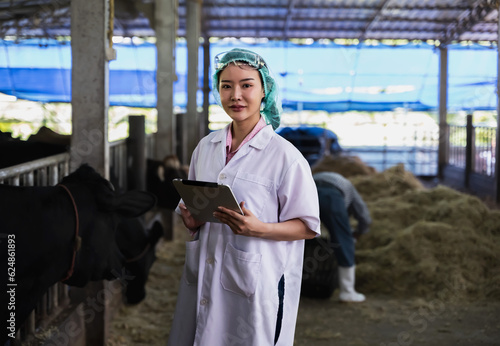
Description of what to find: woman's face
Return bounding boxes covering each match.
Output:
[218,63,265,127]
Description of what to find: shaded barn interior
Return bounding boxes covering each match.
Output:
[0,0,499,345]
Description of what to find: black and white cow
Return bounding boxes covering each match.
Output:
[0,164,156,343]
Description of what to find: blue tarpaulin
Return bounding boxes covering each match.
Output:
[0,39,497,112]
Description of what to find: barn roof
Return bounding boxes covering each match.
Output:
[0,0,498,43]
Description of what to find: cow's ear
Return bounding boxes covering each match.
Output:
[149,221,164,244]
[107,191,157,217]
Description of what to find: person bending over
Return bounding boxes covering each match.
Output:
[313,171,372,302]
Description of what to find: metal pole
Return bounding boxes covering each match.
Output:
[496,6,500,203]
[438,46,448,180]
[465,114,473,188]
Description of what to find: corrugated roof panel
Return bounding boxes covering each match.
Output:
[294,8,376,20]
[0,0,497,42]
[205,0,289,8]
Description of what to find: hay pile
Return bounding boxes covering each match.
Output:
[349,163,424,201]
[350,166,500,301]
[311,153,376,178]
[106,157,500,345]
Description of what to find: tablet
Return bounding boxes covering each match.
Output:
[172,179,243,223]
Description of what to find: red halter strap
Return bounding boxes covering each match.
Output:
[58,184,80,282]
[125,243,151,263]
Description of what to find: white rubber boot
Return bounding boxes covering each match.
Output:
[338,266,366,303]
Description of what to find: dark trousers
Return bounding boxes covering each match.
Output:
[316,184,355,267]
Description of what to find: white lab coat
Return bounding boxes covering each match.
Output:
[167,124,320,346]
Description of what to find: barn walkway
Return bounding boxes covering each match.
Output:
[106,183,500,345]
[107,214,188,345]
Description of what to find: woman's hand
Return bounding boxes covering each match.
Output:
[179,203,205,232]
[214,201,263,237]
[214,201,317,241]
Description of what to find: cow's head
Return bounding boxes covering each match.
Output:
[117,219,163,304]
[147,156,188,210]
[60,164,157,287]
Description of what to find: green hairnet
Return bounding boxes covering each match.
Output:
[212,48,282,130]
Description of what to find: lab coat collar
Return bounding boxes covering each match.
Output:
[247,124,274,150]
[210,123,274,165]
[210,123,274,151]
[210,123,230,144]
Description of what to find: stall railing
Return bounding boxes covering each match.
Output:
[0,152,71,343]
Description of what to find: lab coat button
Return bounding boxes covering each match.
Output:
[219,173,226,180]
[206,258,214,264]
[200,298,208,305]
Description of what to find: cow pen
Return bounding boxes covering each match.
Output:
[0,125,157,345]
[0,153,71,344]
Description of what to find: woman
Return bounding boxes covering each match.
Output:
[167,48,320,346]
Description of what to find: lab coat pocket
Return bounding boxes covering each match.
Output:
[221,243,262,298]
[183,240,200,286]
[234,172,273,219]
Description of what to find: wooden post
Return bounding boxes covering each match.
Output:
[155,0,178,161]
[71,0,115,343]
[176,112,185,165]
[70,0,114,179]
[202,37,211,137]
[127,115,146,191]
[84,281,106,346]
[155,0,178,241]
[185,0,202,164]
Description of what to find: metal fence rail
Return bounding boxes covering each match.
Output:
[448,125,467,169]
[0,152,71,343]
[0,153,70,185]
[0,120,154,344]
[448,123,496,178]
[474,126,496,177]
[344,145,438,176]
[110,139,127,191]
[341,127,439,177]
[146,133,156,159]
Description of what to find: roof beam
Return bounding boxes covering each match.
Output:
[200,2,471,11]
[203,15,486,27]
[291,4,470,11]
[441,0,499,44]
[358,0,391,42]
[205,28,449,40]
[283,0,298,39]
[200,3,472,16]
